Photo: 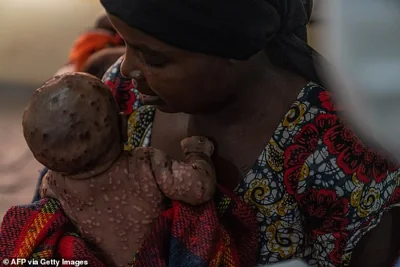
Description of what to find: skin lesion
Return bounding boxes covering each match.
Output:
[40,173,58,199]
[140,136,216,206]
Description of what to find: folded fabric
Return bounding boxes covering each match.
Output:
[0,186,258,267]
[68,29,124,72]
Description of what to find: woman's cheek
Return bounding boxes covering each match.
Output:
[146,68,185,95]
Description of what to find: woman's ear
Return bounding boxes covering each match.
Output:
[118,112,128,143]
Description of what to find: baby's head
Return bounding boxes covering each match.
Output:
[23,73,124,175]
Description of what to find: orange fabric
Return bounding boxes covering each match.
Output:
[68,30,124,72]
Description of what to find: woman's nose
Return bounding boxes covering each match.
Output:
[120,53,145,81]
[120,53,153,94]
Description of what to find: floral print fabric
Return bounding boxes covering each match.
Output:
[103,57,400,267]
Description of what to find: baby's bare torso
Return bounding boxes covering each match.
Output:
[41,138,216,267]
[42,150,164,266]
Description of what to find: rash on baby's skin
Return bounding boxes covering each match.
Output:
[26,74,216,267]
[22,72,121,175]
[41,136,215,267]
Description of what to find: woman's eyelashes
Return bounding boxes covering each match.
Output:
[139,53,168,68]
[130,46,170,68]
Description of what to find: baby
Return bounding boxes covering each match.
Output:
[22,73,216,267]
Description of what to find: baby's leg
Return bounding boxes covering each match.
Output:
[149,136,216,205]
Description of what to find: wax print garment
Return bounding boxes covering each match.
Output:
[0,188,258,267]
[103,57,400,267]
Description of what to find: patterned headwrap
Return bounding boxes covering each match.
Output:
[100,0,324,85]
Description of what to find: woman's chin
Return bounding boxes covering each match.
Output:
[149,103,194,114]
[142,97,224,115]
[152,104,177,113]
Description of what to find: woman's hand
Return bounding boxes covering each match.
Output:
[350,208,400,267]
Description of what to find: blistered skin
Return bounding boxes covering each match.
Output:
[22,72,122,175]
[40,136,216,267]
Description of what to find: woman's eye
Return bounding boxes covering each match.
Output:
[138,52,168,68]
[144,58,167,68]
[127,43,170,68]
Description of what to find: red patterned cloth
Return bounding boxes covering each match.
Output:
[0,187,258,267]
[104,76,136,115]
[103,58,400,266]
[0,198,103,267]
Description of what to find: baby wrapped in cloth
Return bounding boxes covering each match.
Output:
[0,72,258,267]
[22,73,217,266]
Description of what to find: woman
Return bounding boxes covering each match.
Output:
[97,0,400,266]
[21,0,400,266]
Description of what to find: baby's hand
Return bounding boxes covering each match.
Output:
[181,136,214,157]
[146,136,216,205]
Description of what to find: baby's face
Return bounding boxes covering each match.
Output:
[23,73,122,174]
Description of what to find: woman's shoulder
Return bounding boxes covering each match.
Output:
[262,81,400,208]
[252,81,400,265]
[287,81,399,183]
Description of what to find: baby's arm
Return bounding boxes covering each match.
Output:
[147,136,216,205]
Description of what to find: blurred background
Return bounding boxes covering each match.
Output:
[0,0,105,217]
[0,0,327,217]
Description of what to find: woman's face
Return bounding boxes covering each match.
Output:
[108,15,238,114]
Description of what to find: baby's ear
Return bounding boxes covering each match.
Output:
[118,112,128,143]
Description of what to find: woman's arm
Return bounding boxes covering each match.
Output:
[350,208,400,267]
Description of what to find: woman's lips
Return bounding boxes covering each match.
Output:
[133,78,165,106]
[140,93,165,106]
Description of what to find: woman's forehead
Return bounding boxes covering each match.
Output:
[108,14,216,60]
[108,14,185,54]
[101,0,290,60]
